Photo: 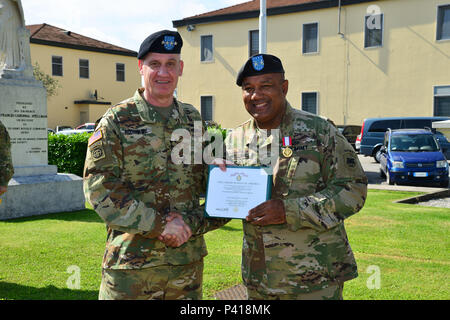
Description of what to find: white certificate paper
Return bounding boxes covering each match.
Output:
[205,166,272,219]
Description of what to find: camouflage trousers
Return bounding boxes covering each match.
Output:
[246,283,344,300]
[98,259,204,300]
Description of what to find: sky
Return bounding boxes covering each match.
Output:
[21,0,249,52]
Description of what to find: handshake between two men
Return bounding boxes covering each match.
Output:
[157,159,229,248]
[158,212,193,247]
[158,199,287,247]
[157,159,288,248]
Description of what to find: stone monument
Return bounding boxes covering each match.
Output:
[0,0,85,219]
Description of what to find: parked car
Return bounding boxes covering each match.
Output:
[56,122,96,136]
[75,123,96,131]
[56,129,93,136]
[355,135,361,151]
[47,128,55,134]
[433,130,450,159]
[357,116,450,162]
[337,125,362,150]
[379,129,449,187]
[55,125,73,132]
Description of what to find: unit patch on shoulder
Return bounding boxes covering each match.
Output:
[89,140,106,161]
[88,129,103,146]
[91,146,105,161]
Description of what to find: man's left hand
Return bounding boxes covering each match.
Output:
[246,199,286,226]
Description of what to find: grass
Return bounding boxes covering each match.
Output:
[0,190,448,300]
[344,191,450,300]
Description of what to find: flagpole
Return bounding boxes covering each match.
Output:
[259,0,267,54]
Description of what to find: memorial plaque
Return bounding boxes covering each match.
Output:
[0,0,85,220]
[0,82,48,167]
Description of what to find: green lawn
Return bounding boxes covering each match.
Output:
[0,190,448,300]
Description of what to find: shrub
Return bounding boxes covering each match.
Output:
[206,122,228,157]
[48,133,91,177]
[206,121,227,142]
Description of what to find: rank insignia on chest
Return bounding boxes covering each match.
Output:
[282,136,293,158]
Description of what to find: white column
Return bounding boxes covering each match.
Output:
[259,0,267,54]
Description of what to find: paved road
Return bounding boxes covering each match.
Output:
[358,155,386,185]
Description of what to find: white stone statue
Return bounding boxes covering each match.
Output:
[0,0,32,78]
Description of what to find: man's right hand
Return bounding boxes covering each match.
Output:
[158,213,192,247]
[212,158,234,172]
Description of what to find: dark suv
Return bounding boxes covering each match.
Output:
[379,129,449,187]
[357,117,450,161]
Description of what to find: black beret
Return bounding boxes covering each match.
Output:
[236,54,285,86]
[138,30,183,59]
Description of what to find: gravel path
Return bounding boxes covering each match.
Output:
[418,197,450,208]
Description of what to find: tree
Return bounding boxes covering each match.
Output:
[32,62,61,97]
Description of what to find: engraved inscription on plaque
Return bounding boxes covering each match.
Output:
[1,100,48,166]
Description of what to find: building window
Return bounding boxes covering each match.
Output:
[201,96,213,121]
[79,59,89,79]
[364,13,384,48]
[249,30,259,57]
[201,35,213,62]
[301,92,318,115]
[52,56,63,76]
[302,23,318,54]
[437,5,450,41]
[434,86,450,116]
[116,63,125,82]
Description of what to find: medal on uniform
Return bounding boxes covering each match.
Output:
[282,136,293,158]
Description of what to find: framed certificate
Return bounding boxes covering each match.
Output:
[205,165,272,219]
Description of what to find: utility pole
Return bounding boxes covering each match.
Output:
[259,0,267,54]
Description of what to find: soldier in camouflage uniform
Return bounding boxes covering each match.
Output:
[0,120,14,197]
[225,54,368,300]
[83,30,227,300]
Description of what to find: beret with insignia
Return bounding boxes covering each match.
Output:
[138,30,183,59]
[236,54,285,86]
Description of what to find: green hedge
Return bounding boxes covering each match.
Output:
[48,132,92,177]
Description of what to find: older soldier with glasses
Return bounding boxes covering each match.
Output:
[83,30,227,300]
[225,54,368,300]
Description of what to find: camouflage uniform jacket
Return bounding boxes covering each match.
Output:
[225,102,368,295]
[0,120,14,187]
[84,89,226,270]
